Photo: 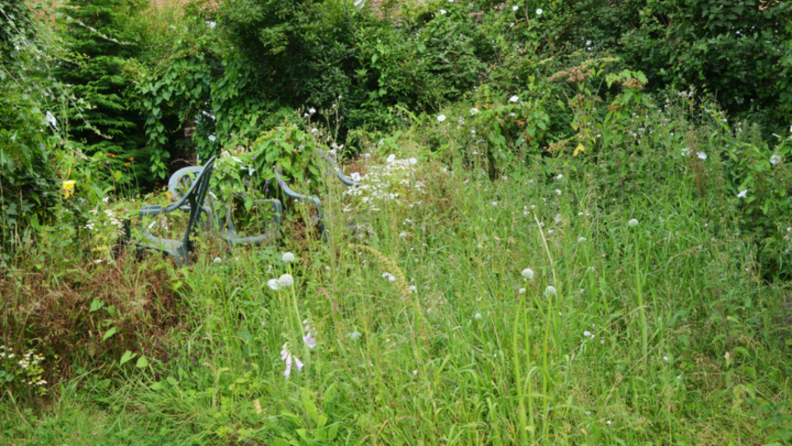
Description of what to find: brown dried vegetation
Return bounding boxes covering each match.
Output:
[0,252,188,389]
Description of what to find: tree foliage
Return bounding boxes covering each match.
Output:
[55,0,149,186]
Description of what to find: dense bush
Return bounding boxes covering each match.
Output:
[0,0,62,258]
[520,0,792,129]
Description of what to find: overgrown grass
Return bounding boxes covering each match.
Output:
[3,102,792,445]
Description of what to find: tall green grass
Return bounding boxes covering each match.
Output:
[3,104,792,445]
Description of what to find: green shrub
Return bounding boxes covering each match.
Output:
[0,0,64,258]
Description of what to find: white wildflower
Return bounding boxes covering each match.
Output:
[470,108,479,115]
[545,286,557,296]
[282,252,295,263]
[521,268,534,279]
[474,313,482,320]
[697,152,707,160]
[509,95,519,103]
[45,111,57,128]
[771,154,781,165]
[536,8,543,14]
[628,219,639,227]
[277,274,294,288]
[437,114,446,122]
[737,189,747,198]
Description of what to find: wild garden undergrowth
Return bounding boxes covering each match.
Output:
[3,97,792,445]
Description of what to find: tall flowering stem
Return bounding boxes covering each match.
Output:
[534,213,558,441]
[512,296,532,444]
[632,225,648,368]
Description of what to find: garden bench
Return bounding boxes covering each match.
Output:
[125,156,217,267]
[167,165,284,247]
[275,148,360,237]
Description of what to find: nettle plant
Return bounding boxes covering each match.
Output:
[208,124,325,229]
[542,57,650,157]
[214,125,324,197]
[421,80,551,180]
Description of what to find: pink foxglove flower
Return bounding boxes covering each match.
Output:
[303,324,317,349]
[280,344,304,379]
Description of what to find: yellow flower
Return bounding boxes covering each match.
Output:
[62,180,76,198]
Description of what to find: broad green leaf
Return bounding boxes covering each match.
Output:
[135,356,149,368]
[119,350,136,366]
[102,327,117,341]
[89,299,105,313]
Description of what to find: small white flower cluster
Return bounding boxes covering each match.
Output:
[84,208,124,232]
[0,345,13,359]
[382,272,397,282]
[16,350,45,370]
[343,156,423,211]
[1,347,47,387]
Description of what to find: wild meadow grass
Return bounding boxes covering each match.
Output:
[3,112,792,444]
[5,136,792,445]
